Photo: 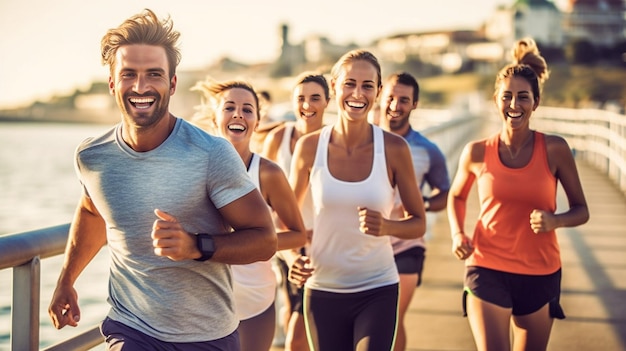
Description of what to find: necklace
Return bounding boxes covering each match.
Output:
[502,132,533,159]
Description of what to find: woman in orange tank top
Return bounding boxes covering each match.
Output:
[447,38,589,351]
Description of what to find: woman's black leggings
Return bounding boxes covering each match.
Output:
[304,283,399,351]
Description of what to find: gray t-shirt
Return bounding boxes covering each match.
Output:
[75,118,256,342]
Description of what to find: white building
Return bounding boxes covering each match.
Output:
[484,0,564,51]
[562,0,625,48]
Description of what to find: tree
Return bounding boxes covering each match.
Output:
[566,39,597,65]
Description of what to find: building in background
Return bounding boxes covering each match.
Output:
[484,0,564,50]
[562,0,625,50]
[373,30,503,75]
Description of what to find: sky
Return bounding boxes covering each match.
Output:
[0,0,568,109]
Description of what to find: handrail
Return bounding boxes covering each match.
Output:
[531,106,626,195]
[42,328,103,351]
[0,224,69,270]
[1,225,66,351]
[1,224,104,351]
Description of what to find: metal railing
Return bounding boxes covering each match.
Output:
[419,109,486,173]
[0,224,105,351]
[531,106,626,195]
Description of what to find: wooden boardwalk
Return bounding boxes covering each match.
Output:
[272,161,626,351]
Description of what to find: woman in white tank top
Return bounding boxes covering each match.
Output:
[263,72,330,234]
[288,50,427,350]
[262,72,330,351]
[191,78,306,351]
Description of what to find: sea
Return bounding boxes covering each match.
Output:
[0,121,114,350]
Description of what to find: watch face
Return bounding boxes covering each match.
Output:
[200,236,215,251]
[195,234,215,261]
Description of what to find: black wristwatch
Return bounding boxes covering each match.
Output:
[194,233,215,261]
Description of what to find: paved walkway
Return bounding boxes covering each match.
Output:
[272,161,626,351]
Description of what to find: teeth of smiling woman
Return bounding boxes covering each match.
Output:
[228,124,245,131]
[347,102,365,108]
[507,112,522,118]
[302,112,315,118]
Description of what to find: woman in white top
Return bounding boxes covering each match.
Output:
[191,78,306,351]
[263,72,329,351]
[288,49,427,351]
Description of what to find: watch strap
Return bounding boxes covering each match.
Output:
[194,233,215,261]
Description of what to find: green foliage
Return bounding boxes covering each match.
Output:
[543,64,626,107]
[565,39,597,65]
[270,62,293,78]
[612,41,626,65]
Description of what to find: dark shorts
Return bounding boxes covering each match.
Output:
[100,317,240,350]
[394,246,426,286]
[304,284,398,351]
[463,266,565,319]
[276,255,305,314]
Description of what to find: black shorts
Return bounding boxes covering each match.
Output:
[101,317,240,350]
[394,246,426,286]
[463,266,565,319]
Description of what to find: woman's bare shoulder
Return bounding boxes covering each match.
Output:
[259,155,285,176]
[381,129,409,150]
[265,123,288,143]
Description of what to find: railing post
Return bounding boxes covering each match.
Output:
[11,256,41,351]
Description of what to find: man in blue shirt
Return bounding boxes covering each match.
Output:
[378,72,450,351]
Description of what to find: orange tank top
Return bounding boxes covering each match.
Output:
[468,131,560,275]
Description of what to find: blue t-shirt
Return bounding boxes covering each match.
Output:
[75,118,256,342]
[391,127,450,253]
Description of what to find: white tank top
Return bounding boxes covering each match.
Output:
[231,153,277,320]
[275,122,295,175]
[307,125,398,293]
[276,122,315,230]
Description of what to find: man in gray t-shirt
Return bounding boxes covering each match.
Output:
[48,9,276,349]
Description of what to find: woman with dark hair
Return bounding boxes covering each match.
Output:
[262,71,330,351]
[447,38,589,351]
